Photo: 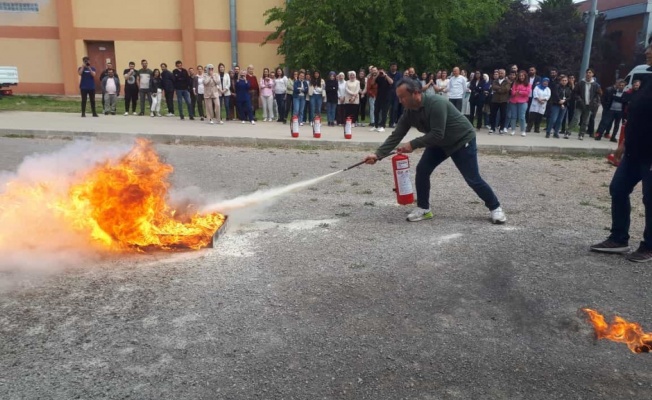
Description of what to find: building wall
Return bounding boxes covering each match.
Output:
[0,0,284,95]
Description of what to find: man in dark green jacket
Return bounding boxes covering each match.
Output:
[364,79,506,223]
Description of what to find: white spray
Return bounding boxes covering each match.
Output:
[202,170,343,214]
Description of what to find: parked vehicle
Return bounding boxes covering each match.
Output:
[0,66,19,97]
[623,64,652,90]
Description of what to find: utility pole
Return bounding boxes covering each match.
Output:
[580,0,598,78]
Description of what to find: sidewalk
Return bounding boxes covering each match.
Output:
[0,111,617,154]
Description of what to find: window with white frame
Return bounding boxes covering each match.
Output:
[0,2,39,12]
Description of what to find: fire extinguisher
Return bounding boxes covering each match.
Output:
[313,115,321,138]
[392,153,414,205]
[606,121,626,167]
[344,116,352,139]
[291,115,300,138]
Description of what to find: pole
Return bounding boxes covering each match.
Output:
[229,0,238,68]
[579,0,598,78]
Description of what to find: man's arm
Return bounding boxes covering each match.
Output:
[385,75,393,86]
[374,113,411,158]
[409,99,447,149]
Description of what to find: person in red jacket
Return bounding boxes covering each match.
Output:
[246,65,260,120]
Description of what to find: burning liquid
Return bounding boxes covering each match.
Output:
[0,139,225,252]
[583,308,652,353]
[202,171,342,213]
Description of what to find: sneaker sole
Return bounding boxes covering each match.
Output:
[492,219,506,224]
[626,255,652,263]
[590,247,630,254]
[406,212,433,222]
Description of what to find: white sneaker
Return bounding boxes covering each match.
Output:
[406,207,433,222]
[369,127,377,132]
[241,120,245,124]
[377,127,385,132]
[488,129,494,134]
[167,113,174,117]
[490,207,507,224]
[509,129,515,136]
[521,132,526,137]
[219,120,224,124]
[210,119,214,124]
[157,112,162,117]
[124,112,129,116]
[251,121,256,125]
[150,112,154,117]
[132,112,138,115]
[263,118,268,122]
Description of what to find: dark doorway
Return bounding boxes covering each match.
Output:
[86,41,116,89]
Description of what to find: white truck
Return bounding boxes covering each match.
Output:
[0,66,19,97]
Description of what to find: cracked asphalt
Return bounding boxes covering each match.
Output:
[0,138,650,399]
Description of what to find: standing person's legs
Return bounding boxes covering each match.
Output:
[110,94,118,114]
[607,156,644,245]
[204,97,214,120]
[368,97,375,125]
[450,138,501,211]
[89,89,97,115]
[489,103,499,131]
[508,103,518,132]
[547,106,560,135]
[182,90,193,118]
[553,107,567,136]
[327,102,336,124]
[359,95,367,122]
[379,98,389,128]
[414,147,449,210]
[499,103,508,132]
[314,96,323,118]
[389,95,399,126]
[596,110,614,137]
[197,94,205,119]
[611,111,622,140]
[533,113,543,132]
[139,89,148,114]
[190,92,197,117]
[578,105,590,137]
[292,97,301,119]
[275,94,285,122]
[176,90,185,118]
[103,92,109,114]
[237,101,246,121]
[517,103,527,133]
[81,89,88,116]
[265,95,274,120]
[297,98,306,124]
[450,98,462,112]
[165,90,175,114]
[468,101,476,125]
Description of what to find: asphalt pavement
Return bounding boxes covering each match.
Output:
[0,137,650,399]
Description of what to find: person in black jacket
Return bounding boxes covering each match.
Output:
[160,63,175,116]
[594,79,626,141]
[546,74,572,138]
[469,70,490,129]
[172,60,194,120]
[325,71,339,126]
[591,37,652,263]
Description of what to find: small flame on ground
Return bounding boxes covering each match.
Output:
[582,308,652,354]
[0,139,225,252]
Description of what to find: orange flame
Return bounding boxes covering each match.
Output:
[583,308,652,353]
[0,139,225,252]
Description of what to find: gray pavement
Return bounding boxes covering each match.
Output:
[0,138,650,399]
[0,111,617,155]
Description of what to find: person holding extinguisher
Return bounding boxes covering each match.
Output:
[363,78,507,224]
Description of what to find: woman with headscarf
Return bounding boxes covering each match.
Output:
[344,71,361,125]
[526,77,551,134]
[202,64,220,124]
[336,72,347,125]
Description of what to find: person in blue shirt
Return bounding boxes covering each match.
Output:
[293,71,309,125]
[78,56,98,117]
[235,71,255,124]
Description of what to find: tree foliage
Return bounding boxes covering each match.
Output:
[466,0,585,75]
[263,0,508,73]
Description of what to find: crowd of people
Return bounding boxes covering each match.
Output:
[77,57,639,141]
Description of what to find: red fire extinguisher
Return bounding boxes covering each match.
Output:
[344,116,352,139]
[291,115,300,138]
[606,121,626,166]
[392,153,414,205]
[313,115,321,138]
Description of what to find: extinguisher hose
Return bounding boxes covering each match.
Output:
[341,152,396,172]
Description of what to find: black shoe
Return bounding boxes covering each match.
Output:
[138,112,144,116]
[534,129,540,133]
[104,112,108,115]
[81,114,86,117]
[180,116,185,120]
[200,117,204,121]
[111,112,115,115]
[626,243,652,263]
[389,124,395,128]
[595,136,602,141]
[545,134,550,138]
[190,116,195,120]
[553,134,560,139]
[610,138,618,143]
[590,239,629,254]
[92,114,99,117]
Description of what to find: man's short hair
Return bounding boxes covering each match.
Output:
[616,79,626,85]
[161,63,167,68]
[390,62,397,67]
[141,59,147,63]
[586,67,595,74]
[175,60,182,65]
[129,61,135,65]
[397,78,421,94]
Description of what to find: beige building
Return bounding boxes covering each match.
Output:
[0,0,284,95]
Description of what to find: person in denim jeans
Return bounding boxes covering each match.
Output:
[293,71,309,125]
[309,71,325,124]
[325,72,338,126]
[362,78,506,224]
[172,60,194,120]
[546,75,572,138]
[590,40,652,263]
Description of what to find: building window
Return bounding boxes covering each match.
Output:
[0,2,39,12]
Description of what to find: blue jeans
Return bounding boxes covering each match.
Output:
[509,102,527,132]
[293,96,306,123]
[368,97,375,125]
[310,95,323,121]
[608,155,652,247]
[220,95,230,120]
[176,89,193,118]
[547,105,567,135]
[326,101,337,124]
[415,138,500,211]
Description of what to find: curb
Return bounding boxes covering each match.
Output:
[0,128,613,156]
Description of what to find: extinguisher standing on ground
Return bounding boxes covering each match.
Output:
[392,153,414,205]
[344,116,352,139]
[313,115,321,138]
[291,115,300,138]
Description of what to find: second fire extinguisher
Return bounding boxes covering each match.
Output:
[343,116,352,139]
[391,153,414,205]
[291,115,300,138]
[313,115,321,138]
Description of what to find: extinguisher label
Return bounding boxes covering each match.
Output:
[396,160,409,170]
[396,169,413,196]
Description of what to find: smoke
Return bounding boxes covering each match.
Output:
[0,140,132,276]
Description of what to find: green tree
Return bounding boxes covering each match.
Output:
[263,0,508,74]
